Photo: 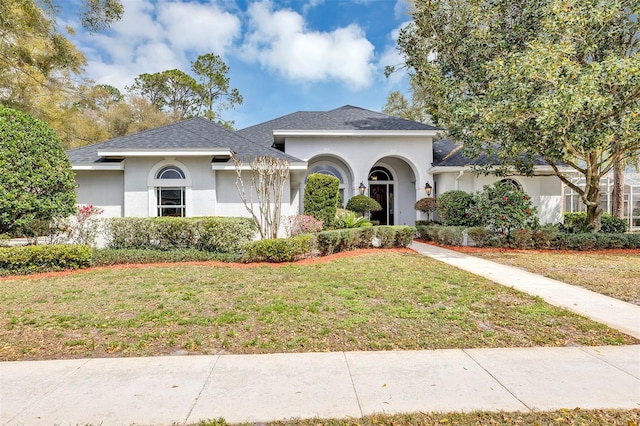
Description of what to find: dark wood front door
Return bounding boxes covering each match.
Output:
[370,184,394,225]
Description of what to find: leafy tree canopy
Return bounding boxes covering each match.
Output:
[0,106,77,235]
[397,0,640,230]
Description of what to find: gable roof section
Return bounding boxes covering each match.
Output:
[66,117,303,166]
[236,105,441,147]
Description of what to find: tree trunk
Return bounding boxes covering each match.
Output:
[584,180,604,232]
[611,156,625,218]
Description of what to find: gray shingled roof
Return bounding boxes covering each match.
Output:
[66,117,302,163]
[236,105,441,147]
[433,139,553,167]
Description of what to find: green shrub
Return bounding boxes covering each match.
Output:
[512,228,534,248]
[196,217,256,253]
[304,174,341,228]
[106,217,256,253]
[561,212,628,234]
[601,214,629,234]
[436,191,478,226]
[594,233,628,249]
[467,227,489,247]
[566,233,598,250]
[416,225,444,241]
[437,227,465,245]
[316,230,343,255]
[242,235,314,263]
[345,195,382,216]
[414,197,437,214]
[531,227,558,249]
[374,226,396,248]
[626,233,640,248]
[387,226,416,248]
[471,182,539,241]
[0,245,92,276]
[92,249,240,266]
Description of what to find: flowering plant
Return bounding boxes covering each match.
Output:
[50,205,104,247]
[287,215,323,237]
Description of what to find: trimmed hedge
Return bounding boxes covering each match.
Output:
[0,245,92,276]
[416,224,640,250]
[92,249,240,266]
[106,217,256,253]
[242,234,315,263]
[317,226,415,255]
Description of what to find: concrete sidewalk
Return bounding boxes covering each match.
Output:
[2,346,639,425]
[410,241,640,339]
[2,243,639,425]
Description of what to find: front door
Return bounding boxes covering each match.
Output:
[370,183,394,225]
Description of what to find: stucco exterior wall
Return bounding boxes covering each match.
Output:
[285,135,433,225]
[74,170,124,217]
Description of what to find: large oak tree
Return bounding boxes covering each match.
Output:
[397,0,640,230]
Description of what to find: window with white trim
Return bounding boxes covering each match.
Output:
[156,166,186,217]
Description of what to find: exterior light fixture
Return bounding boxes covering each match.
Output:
[359,182,366,195]
[424,182,433,196]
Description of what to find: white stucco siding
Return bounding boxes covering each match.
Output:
[121,157,218,217]
[74,170,124,218]
[285,135,433,225]
[214,170,299,218]
[285,135,433,196]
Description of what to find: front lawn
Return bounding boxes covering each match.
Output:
[0,252,636,361]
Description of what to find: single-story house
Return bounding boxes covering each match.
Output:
[66,105,569,229]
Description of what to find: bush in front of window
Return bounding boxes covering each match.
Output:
[106,217,256,253]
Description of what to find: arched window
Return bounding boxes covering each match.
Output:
[307,164,344,183]
[155,165,186,217]
[156,166,186,180]
[500,178,522,191]
[369,166,393,181]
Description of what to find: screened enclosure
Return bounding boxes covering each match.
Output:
[563,173,640,231]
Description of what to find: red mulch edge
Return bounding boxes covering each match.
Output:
[414,239,640,255]
[0,248,416,282]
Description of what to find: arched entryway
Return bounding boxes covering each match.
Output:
[366,157,419,226]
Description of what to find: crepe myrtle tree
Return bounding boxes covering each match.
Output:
[233,154,289,240]
[396,0,640,231]
[0,106,76,236]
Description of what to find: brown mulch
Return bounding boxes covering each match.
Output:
[0,247,416,282]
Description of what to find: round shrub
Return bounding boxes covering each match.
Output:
[436,190,478,226]
[345,195,382,215]
[414,197,437,213]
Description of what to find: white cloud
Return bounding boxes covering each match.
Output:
[157,0,241,53]
[241,0,376,89]
[75,0,240,90]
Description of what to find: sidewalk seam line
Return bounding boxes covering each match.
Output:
[183,355,221,425]
[462,349,532,412]
[578,346,640,380]
[342,352,364,417]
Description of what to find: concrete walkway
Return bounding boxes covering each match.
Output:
[410,241,640,339]
[1,243,639,425]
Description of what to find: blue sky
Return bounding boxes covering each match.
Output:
[65,0,412,129]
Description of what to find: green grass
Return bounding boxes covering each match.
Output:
[0,252,636,361]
